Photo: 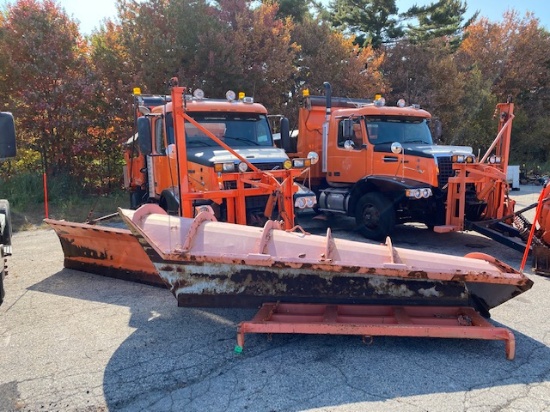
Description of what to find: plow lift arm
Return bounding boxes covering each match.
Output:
[438,100,531,252]
[167,78,298,228]
[142,77,306,229]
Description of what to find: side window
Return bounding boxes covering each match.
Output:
[367,123,379,142]
[338,118,363,149]
[154,118,166,154]
[256,121,269,144]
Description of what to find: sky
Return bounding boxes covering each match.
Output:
[2,0,548,34]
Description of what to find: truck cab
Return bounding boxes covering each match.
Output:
[288,85,486,240]
[126,87,316,226]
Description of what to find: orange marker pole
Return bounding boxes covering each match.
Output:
[43,172,49,219]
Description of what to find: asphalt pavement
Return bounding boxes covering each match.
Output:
[1,185,549,411]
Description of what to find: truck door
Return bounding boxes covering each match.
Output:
[149,116,176,199]
[326,117,370,184]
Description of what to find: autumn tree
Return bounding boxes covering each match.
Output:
[116,0,181,93]
[0,0,96,187]
[194,0,298,110]
[87,20,136,190]
[115,0,297,112]
[457,11,550,164]
[381,39,466,142]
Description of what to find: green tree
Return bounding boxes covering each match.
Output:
[266,0,311,22]
[329,0,403,48]
[402,0,478,49]
[381,39,466,142]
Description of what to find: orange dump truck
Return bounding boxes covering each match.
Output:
[283,83,516,245]
[124,82,316,226]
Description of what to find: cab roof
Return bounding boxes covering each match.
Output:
[151,99,268,115]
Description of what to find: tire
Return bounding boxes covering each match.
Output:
[355,192,395,241]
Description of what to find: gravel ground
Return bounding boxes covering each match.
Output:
[1,185,549,412]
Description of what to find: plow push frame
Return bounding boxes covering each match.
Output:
[236,302,516,359]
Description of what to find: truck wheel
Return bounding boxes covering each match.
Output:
[355,193,395,241]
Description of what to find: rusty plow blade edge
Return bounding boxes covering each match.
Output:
[117,204,533,311]
[45,218,165,287]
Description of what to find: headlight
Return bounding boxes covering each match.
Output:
[452,154,475,163]
[421,188,432,198]
[406,188,432,199]
[283,159,292,170]
[238,162,248,173]
[292,158,312,169]
[214,162,235,173]
[488,155,501,164]
[293,159,305,168]
[452,154,465,163]
[295,197,307,209]
[295,195,316,209]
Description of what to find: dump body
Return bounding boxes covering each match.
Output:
[119,204,532,311]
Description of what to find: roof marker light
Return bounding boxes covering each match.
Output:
[226,90,236,101]
[193,89,205,99]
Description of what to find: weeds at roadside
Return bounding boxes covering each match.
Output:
[1,172,129,232]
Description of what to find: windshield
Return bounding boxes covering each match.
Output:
[165,112,273,148]
[366,116,433,145]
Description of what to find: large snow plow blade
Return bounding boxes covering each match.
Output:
[45,219,164,287]
[119,204,533,311]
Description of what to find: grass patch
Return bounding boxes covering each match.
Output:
[1,172,130,232]
[11,191,130,232]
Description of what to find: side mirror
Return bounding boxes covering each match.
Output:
[0,112,17,159]
[280,117,291,152]
[341,119,354,140]
[137,116,152,155]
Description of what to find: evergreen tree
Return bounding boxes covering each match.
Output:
[329,0,403,48]
[402,0,478,49]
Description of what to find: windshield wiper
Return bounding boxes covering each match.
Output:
[404,139,431,144]
[224,136,260,146]
[187,140,215,147]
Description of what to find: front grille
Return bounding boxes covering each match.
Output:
[437,156,454,188]
[253,162,284,171]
